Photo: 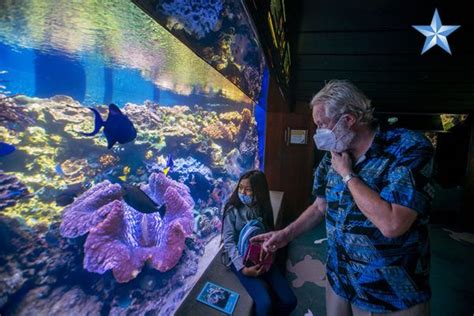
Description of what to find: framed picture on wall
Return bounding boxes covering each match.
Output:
[288,128,308,145]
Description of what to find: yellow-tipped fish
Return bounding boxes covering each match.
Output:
[163,155,174,176]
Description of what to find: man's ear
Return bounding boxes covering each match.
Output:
[345,113,357,127]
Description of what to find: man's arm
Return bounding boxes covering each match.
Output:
[253,153,331,251]
[331,147,433,238]
[345,177,417,238]
[252,197,327,251]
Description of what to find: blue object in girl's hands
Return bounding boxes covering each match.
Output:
[237,219,265,256]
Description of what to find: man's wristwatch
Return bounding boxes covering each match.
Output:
[342,172,358,184]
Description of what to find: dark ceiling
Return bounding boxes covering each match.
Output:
[286,0,474,113]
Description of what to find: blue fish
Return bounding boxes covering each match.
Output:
[81,104,137,149]
[120,182,166,217]
[55,183,86,206]
[55,164,65,176]
[0,142,15,156]
[55,193,76,207]
[163,154,174,176]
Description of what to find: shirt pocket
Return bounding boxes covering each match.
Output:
[358,158,390,192]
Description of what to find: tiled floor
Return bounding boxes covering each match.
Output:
[286,223,474,316]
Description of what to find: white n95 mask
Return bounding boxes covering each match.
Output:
[313,115,354,152]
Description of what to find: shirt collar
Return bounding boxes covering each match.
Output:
[364,126,385,158]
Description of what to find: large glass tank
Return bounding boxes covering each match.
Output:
[0,1,265,314]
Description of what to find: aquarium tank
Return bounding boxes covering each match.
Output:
[0,0,268,314]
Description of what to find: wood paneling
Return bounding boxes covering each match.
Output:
[288,0,474,113]
[462,118,474,227]
[264,77,318,223]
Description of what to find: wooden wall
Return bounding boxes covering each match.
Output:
[264,75,322,224]
[462,118,474,228]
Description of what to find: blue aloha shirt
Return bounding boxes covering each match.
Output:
[313,127,434,312]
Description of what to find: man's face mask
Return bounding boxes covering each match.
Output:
[313,115,355,152]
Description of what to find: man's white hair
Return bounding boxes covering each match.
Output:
[310,80,374,124]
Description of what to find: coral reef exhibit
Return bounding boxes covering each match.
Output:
[135,0,266,100]
[0,0,267,314]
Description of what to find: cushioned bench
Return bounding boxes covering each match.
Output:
[175,191,285,315]
[174,247,253,315]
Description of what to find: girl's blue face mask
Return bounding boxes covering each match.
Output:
[238,193,253,205]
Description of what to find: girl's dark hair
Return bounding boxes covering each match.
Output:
[222,170,274,231]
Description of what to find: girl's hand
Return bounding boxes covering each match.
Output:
[242,264,264,277]
[250,229,290,253]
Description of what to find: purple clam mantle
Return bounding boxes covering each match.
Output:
[59,180,123,238]
[60,173,195,283]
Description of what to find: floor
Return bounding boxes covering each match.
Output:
[285,223,474,316]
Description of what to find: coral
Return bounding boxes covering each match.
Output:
[243,65,263,101]
[424,132,437,148]
[160,0,223,39]
[60,173,194,282]
[25,126,49,144]
[440,114,469,131]
[206,27,243,76]
[145,150,153,160]
[12,286,103,316]
[124,103,198,152]
[202,107,252,145]
[0,126,20,147]
[202,120,237,143]
[0,171,31,211]
[59,158,89,183]
[43,96,89,123]
[194,208,222,239]
[0,261,27,308]
[0,217,85,311]
[223,148,242,179]
[219,111,242,123]
[241,108,252,125]
[0,98,35,128]
[2,198,63,226]
[239,130,256,155]
[99,154,119,168]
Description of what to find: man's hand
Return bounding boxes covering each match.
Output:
[242,264,264,277]
[331,151,353,177]
[250,229,291,253]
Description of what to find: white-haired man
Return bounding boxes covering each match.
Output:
[252,80,433,315]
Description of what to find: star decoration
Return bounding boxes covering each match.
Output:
[412,9,460,55]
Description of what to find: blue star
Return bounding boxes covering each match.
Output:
[412,9,460,55]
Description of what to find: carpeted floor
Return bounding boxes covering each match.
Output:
[285,223,474,316]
